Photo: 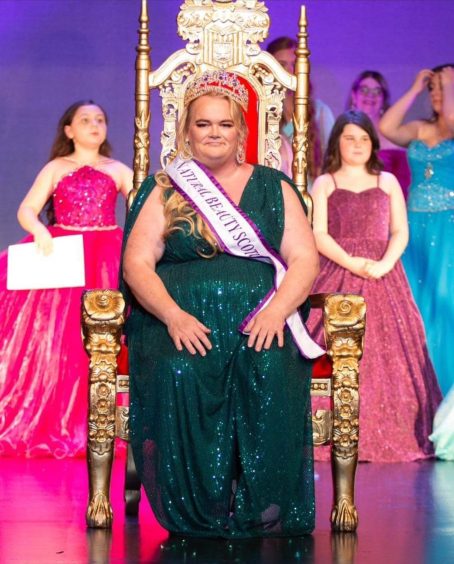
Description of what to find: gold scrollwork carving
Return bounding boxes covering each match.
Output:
[134,109,151,182]
[323,294,365,531]
[325,295,364,461]
[116,406,130,442]
[292,119,310,177]
[159,63,196,167]
[312,409,333,446]
[310,378,331,397]
[251,64,286,168]
[177,1,269,59]
[82,290,125,528]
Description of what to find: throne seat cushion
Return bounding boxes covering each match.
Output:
[311,353,333,378]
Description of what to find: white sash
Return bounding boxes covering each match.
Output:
[165,157,324,359]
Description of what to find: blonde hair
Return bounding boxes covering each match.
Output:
[161,92,248,258]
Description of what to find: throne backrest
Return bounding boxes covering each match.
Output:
[133,0,312,211]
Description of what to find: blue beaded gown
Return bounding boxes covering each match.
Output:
[403,139,454,395]
[403,139,454,459]
[121,166,315,538]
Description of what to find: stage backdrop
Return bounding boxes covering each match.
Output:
[1,0,452,247]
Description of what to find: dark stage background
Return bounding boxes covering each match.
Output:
[1,0,453,247]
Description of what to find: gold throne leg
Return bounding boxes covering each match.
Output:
[324,294,365,532]
[82,289,125,528]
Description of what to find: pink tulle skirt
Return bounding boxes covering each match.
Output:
[0,226,123,458]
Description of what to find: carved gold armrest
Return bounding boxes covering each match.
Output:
[324,293,365,532]
[82,289,125,528]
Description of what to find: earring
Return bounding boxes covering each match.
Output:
[183,140,193,160]
[236,144,245,165]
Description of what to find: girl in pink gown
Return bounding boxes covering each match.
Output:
[308,110,441,462]
[0,101,133,458]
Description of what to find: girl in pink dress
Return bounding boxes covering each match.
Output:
[0,101,133,458]
[308,110,441,462]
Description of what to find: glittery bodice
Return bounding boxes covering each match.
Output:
[52,166,118,227]
[407,139,454,212]
[328,187,389,246]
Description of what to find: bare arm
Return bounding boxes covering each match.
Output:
[379,70,433,146]
[245,180,320,351]
[311,175,370,278]
[117,162,134,198]
[122,183,211,356]
[17,162,57,255]
[364,173,408,279]
[440,66,454,133]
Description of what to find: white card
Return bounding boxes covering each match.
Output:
[7,234,86,290]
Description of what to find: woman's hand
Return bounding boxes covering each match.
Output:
[346,256,371,279]
[34,227,53,256]
[244,305,286,352]
[410,69,434,95]
[165,307,212,356]
[364,259,394,279]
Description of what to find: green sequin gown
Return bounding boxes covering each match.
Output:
[122,165,315,538]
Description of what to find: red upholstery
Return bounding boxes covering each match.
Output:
[311,353,333,379]
[117,343,129,375]
[237,76,259,164]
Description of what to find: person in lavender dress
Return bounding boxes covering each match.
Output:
[380,65,454,459]
[348,70,411,199]
[307,110,441,462]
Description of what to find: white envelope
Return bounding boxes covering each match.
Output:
[7,234,86,290]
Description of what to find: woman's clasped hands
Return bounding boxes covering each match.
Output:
[348,256,394,280]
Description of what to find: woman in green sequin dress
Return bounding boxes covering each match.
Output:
[121,74,319,538]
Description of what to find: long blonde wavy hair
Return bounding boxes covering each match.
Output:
[159,92,248,257]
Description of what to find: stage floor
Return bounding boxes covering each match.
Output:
[0,455,453,563]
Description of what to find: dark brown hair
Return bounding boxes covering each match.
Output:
[323,110,383,175]
[49,99,112,160]
[45,100,112,224]
[346,70,391,113]
[428,64,454,121]
[266,36,297,54]
[431,63,454,74]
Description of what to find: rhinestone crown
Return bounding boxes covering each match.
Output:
[184,71,249,111]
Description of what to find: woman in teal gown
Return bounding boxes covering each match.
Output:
[121,72,320,537]
[380,64,454,458]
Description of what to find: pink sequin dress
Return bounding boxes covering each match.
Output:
[307,180,442,462]
[0,166,124,458]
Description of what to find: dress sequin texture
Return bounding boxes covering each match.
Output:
[307,183,441,462]
[403,139,454,396]
[0,166,123,458]
[124,165,315,537]
[53,166,118,228]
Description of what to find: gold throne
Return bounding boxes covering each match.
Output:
[82,0,365,533]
